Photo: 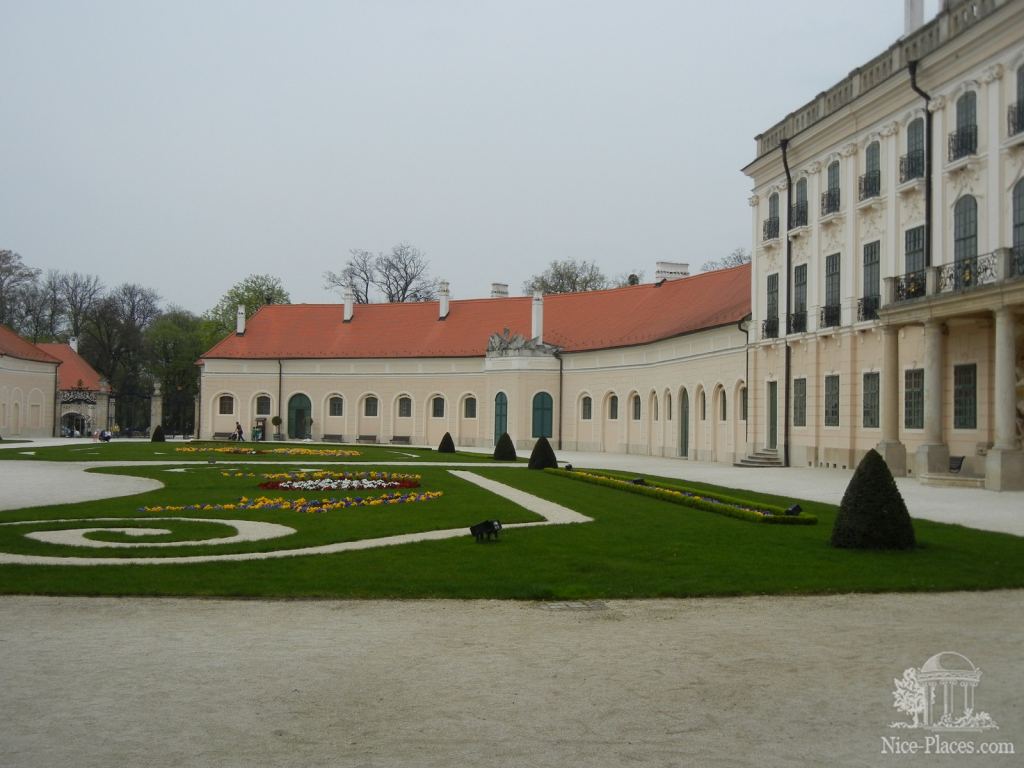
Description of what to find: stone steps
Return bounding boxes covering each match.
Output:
[918,473,986,489]
[734,449,783,468]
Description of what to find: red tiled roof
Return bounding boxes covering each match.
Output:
[202,263,751,360]
[0,325,61,364]
[36,343,109,392]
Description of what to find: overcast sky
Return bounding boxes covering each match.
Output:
[1,1,937,314]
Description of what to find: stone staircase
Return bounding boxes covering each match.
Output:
[734,448,783,468]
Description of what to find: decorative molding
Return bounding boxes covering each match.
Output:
[822,222,843,254]
[486,328,559,357]
[841,143,858,158]
[981,64,1004,84]
[879,121,899,138]
[805,160,822,174]
[928,95,947,112]
[950,162,982,200]
[748,194,760,207]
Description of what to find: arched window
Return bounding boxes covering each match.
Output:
[532,392,553,438]
[631,394,641,421]
[827,160,840,192]
[740,387,748,421]
[581,396,592,420]
[218,395,233,415]
[699,391,706,420]
[952,91,978,159]
[364,396,379,417]
[768,192,779,219]
[494,392,508,440]
[653,396,659,422]
[792,178,808,227]
[431,396,445,418]
[666,393,672,421]
[765,192,780,240]
[1014,66,1024,136]
[953,196,977,263]
[398,396,412,418]
[463,397,477,419]
[328,396,343,417]
[609,395,619,420]
[861,141,880,199]
[823,161,841,214]
[255,395,271,416]
[1012,179,1024,255]
[720,391,728,421]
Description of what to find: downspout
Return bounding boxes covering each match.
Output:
[737,314,751,444]
[554,350,564,451]
[779,138,793,468]
[908,61,932,267]
[52,363,60,437]
[277,359,283,436]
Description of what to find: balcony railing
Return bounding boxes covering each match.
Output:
[1013,245,1024,278]
[894,269,927,302]
[761,317,779,339]
[762,217,780,241]
[858,170,881,200]
[857,295,880,321]
[789,201,808,229]
[948,124,978,162]
[937,252,999,293]
[1009,103,1024,137]
[819,304,841,328]
[821,189,841,216]
[899,150,925,183]
[787,311,807,334]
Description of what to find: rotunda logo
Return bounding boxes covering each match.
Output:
[890,652,998,732]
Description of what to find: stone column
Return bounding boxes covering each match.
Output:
[150,382,163,435]
[915,320,949,475]
[985,306,1024,490]
[876,325,906,475]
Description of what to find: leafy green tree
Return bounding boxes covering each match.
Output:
[206,274,290,338]
[146,308,207,434]
[523,259,608,294]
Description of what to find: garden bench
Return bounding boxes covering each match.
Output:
[356,435,378,444]
[321,434,345,443]
[212,432,233,440]
[389,436,411,445]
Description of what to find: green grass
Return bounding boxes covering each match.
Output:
[0,440,510,463]
[0,460,1022,599]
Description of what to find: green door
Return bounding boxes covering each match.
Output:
[288,393,312,439]
[680,389,689,458]
[494,392,508,444]
[767,381,778,450]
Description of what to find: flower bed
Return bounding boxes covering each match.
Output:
[175,446,362,457]
[140,491,443,515]
[218,470,422,491]
[546,469,816,525]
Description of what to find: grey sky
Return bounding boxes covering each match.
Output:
[2,1,927,314]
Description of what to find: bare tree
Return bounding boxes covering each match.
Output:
[523,259,609,294]
[611,269,646,288]
[324,249,376,304]
[324,244,437,303]
[701,247,751,272]
[59,271,104,338]
[0,250,41,328]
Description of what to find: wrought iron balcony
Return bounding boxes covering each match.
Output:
[937,252,998,293]
[899,151,925,183]
[894,270,927,302]
[762,217,780,241]
[1013,245,1024,278]
[858,170,881,200]
[786,311,807,334]
[820,189,841,216]
[761,317,779,339]
[857,295,880,321]
[947,124,978,162]
[789,201,808,229]
[819,304,841,328]
[1009,102,1024,137]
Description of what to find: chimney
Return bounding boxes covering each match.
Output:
[438,280,450,319]
[905,0,924,35]
[532,291,543,343]
[343,287,354,322]
[235,304,246,335]
[490,282,509,298]
[69,336,79,353]
[654,261,690,281]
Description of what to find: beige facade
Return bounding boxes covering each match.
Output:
[744,0,1024,489]
[0,355,57,438]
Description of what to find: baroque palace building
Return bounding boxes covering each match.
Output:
[744,0,1024,490]
[0,324,59,439]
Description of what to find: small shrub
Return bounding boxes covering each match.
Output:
[151,424,166,442]
[830,449,915,549]
[493,432,517,461]
[528,436,557,469]
[437,432,455,453]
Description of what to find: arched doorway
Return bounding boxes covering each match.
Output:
[494,392,508,444]
[532,392,553,438]
[680,388,689,458]
[61,412,88,437]
[287,393,312,439]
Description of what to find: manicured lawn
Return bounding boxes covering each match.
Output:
[1,461,1022,599]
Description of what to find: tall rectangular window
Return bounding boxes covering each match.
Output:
[825,254,840,306]
[863,372,880,428]
[905,369,924,429]
[741,387,747,421]
[905,226,926,274]
[824,375,840,426]
[794,264,807,312]
[793,378,806,427]
[432,397,445,418]
[863,242,880,299]
[953,364,977,429]
[464,397,477,419]
[766,273,778,321]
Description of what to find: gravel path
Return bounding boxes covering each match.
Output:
[1,592,1019,767]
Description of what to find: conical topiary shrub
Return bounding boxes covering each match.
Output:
[438,432,455,453]
[493,432,517,461]
[528,436,557,470]
[151,424,166,442]
[830,449,915,550]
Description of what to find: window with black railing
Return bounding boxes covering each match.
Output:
[761,317,779,339]
[857,295,880,321]
[1012,244,1024,278]
[823,253,840,327]
[764,273,779,339]
[762,217,780,241]
[899,150,925,183]
[948,124,978,161]
[789,201,808,229]
[1009,102,1024,137]
[821,188,841,215]
[894,270,926,302]
[820,304,842,327]
[790,263,806,334]
[858,171,881,200]
[787,311,807,334]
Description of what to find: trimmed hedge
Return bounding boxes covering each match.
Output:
[547,468,817,525]
[151,424,166,443]
[437,432,455,453]
[831,449,915,549]
[528,437,557,470]
[493,432,517,461]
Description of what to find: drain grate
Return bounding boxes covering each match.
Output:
[538,600,609,611]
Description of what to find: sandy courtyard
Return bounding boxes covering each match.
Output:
[0,592,1020,767]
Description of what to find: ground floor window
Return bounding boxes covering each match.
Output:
[256,395,271,416]
[609,395,618,420]
[463,397,477,419]
[863,372,879,428]
[904,369,923,429]
[581,396,592,420]
[398,397,412,418]
[793,378,806,427]
[632,394,641,421]
[329,396,343,416]
[740,387,747,421]
[953,364,977,429]
[364,396,379,417]
[824,375,840,427]
[432,396,445,418]
[218,395,233,415]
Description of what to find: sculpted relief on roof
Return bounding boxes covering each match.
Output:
[486,328,560,357]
